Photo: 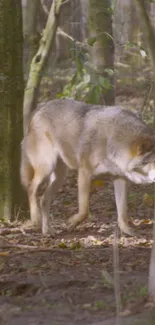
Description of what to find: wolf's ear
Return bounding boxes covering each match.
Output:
[131,137,155,156]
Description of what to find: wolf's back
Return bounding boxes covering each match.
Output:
[21,99,154,173]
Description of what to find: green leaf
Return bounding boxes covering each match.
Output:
[58,242,68,248]
[70,72,79,86]
[99,76,112,90]
[104,68,114,76]
[103,32,115,44]
[76,57,83,76]
[125,41,136,50]
[110,0,118,13]
[87,36,97,46]
[85,85,101,104]
[70,241,82,250]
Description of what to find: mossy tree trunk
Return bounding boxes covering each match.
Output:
[0,0,26,221]
[23,0,63,133]
[88,0,115,105]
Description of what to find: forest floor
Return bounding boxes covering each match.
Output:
[0,93,155,325]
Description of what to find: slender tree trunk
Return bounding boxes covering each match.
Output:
[80,0,88,40]
[136,0,155,299]
[0,0,26,221]
[24,0,40,76]
[23,0,63,134]
[136,0,155,71]
[88,0,115,105]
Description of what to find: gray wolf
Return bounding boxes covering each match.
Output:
[20,99,155,235]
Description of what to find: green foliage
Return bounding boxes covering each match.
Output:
[109,0,118,14]
[87,36,97,46]
[93,300,106,310]
[124,41,148,59]
[57,47,114,104]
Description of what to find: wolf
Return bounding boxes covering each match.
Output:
[20,99,155,236]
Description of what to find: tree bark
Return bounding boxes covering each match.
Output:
[0,0,26,221]
[80,0,88,40]
[23,0,41,77]
[136,0,155,71]
[88,0,115,105]
[136,0,155,299]
[23,0,63,134]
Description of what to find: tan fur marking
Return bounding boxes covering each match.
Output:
[21,162,34,188]
[45,131,52,143]
[130,137,154,157]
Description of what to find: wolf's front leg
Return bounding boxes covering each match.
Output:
[114,178,134,236]
[67,167,91,230]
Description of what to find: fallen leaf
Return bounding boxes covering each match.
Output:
[141,219,152,225]
[92,179,104,187]
[119,309,132,317]
[0,251,9,257]
[143,193,154,207]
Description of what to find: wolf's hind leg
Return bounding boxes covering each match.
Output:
[28,167,49,228]
[20,149,41,227]
[113,178,134,236]
[40,158,68,235]
[67,167,91,230]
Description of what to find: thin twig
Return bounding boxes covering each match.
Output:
[61,0,71,7]
[113,225,122,325]
[39,271,48,288]
[0,228,23,235]
[57,27,89,51]
[0,227,39,236]
[0,244,39,250]
[40,0,49,16]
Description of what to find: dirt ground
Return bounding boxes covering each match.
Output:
[0,171,155,325]
[0,95,155,325]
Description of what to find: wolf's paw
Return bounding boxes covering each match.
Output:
[119,220,136,237]
[30,216,42,228]
[42,225,56,237]
[25,219,41,230]
[67,213,88,231]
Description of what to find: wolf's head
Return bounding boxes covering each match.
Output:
[127,135,155,183]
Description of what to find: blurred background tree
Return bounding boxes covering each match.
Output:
[0,0,26,222]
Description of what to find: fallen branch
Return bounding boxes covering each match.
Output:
[41,0,71,16]
[0,244,39,250]
[0,227,39,236]
[61,0,71,7]
[0,228,23,235]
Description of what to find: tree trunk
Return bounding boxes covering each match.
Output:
[0,0,26,221]
[136,0,155,71]
[24,0,41,77]
[136,0,155,299]
[80,0,88,40]
[88,0,115,105]
[23,0,63,133]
